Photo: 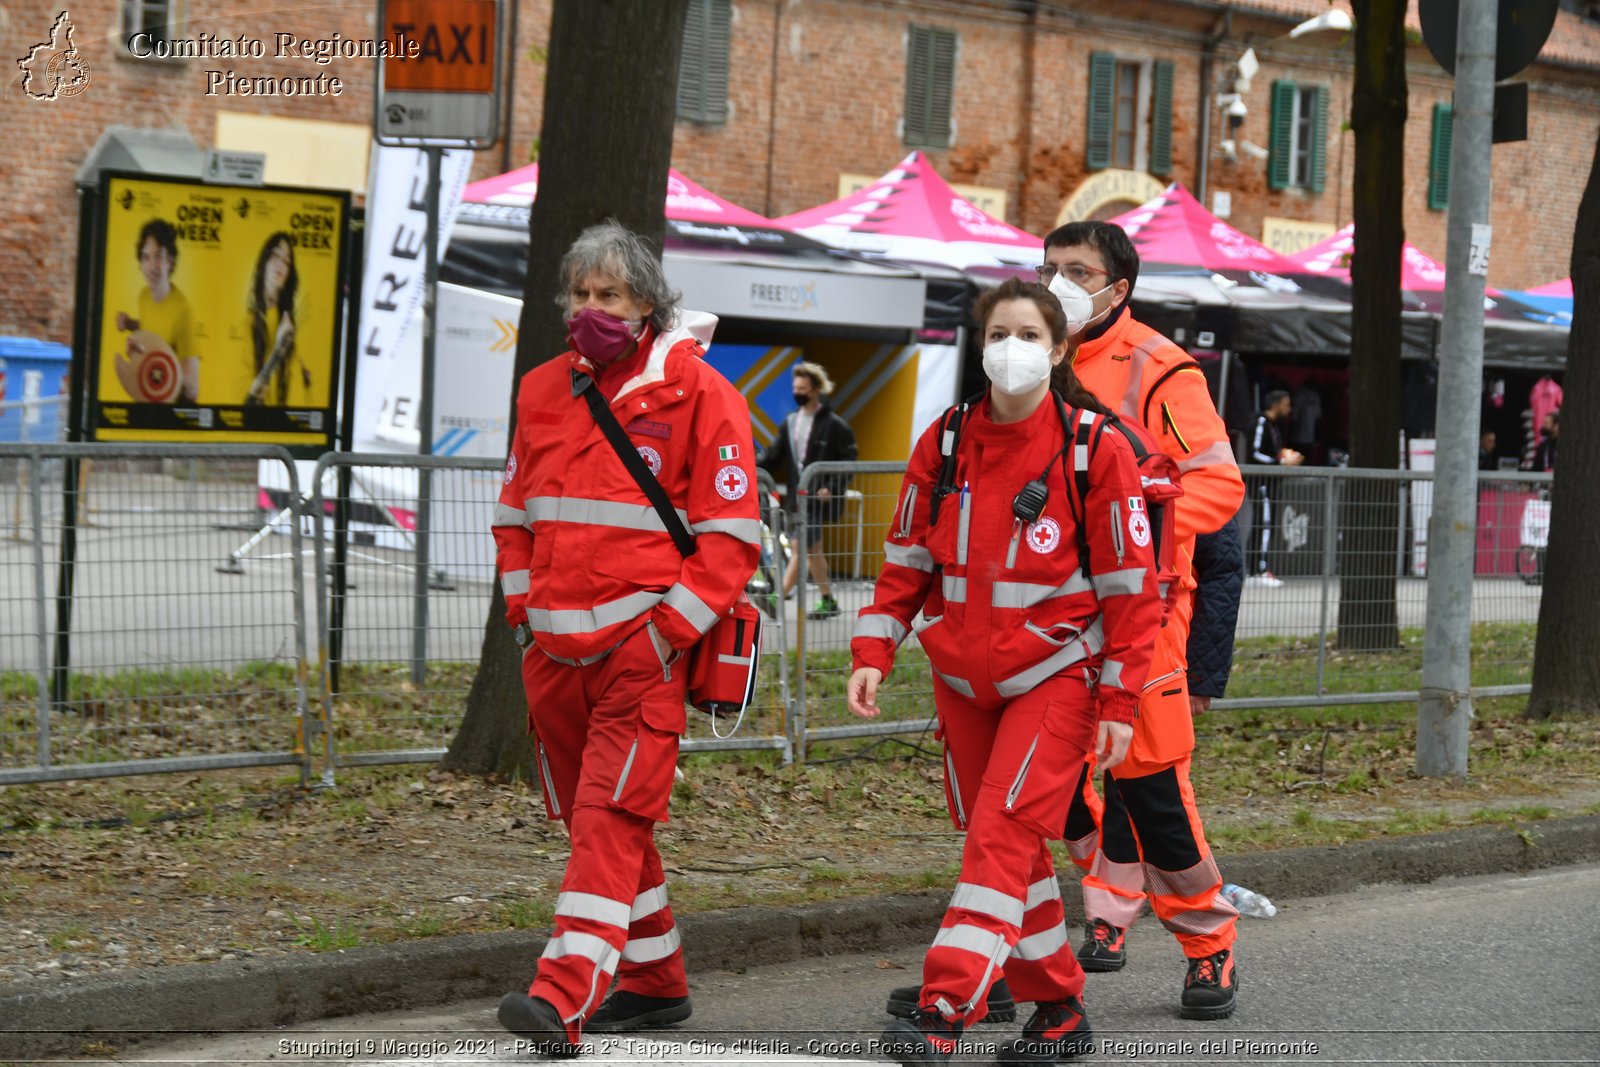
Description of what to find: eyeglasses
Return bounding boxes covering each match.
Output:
[1035,263,1111,286]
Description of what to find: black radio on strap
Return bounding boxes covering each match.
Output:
[572,369,697,558]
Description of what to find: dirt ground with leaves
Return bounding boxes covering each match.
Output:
[3,707,1599,989]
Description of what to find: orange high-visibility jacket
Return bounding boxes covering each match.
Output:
[493,313,761,662]
[1071,310,1245,770]
[852,396,1163,724]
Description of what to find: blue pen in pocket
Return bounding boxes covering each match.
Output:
[957,480,970,564]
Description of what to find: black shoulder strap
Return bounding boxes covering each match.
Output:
[928,391,985,527]
[574,370,696,557]
[1141,359,1204,427]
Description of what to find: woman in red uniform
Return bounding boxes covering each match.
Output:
[849,278,1164,1066]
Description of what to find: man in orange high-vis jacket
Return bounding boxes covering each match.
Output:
[1041,220,1246,1020]
[493,222,760,1052]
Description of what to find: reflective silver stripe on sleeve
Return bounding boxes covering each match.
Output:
[494,503,527,526]
[554,891,631,930]
[991,572,1090,609]
[930,923,1009,960]
[525,496,690,534]
[501,569,530,597]
[1013,921,1070,961]
[1100,658,1125,689]
[1176,439,1238,474]
[620,928,681,964]
[663,583,720,635]
[1091,567,1148,599]
[884,541,935,572]
[942,574,968,603]
[949,882,1025,927]
[690,517,763,544]
[529,590,664,636]
[631,885,669,921]
[996,619,1106,698]
[935,670,976,699]
[853,614,909,643]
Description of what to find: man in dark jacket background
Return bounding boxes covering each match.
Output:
[757,362,858,619]
[1186,518,1245,713]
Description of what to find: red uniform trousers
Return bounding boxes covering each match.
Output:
[521,625,689,1041]
[918,672,1099,1026]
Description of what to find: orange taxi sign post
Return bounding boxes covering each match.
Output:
[375,0,503,147]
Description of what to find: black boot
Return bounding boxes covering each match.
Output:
[1076,918,1127,973]
[1179,948,1238,1020]
[881,1008,964,1066]
[885,976,1017,1023]
[496,992,580,1057]
[999,996,1094,1065]
[586,990,693,1032]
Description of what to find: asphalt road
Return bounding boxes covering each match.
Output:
[122,864,1599,1066]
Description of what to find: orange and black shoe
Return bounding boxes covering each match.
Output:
[881,1007,964,1066]
[1179,948,1238,1020]
[1076,918,1127,973]
[999,996,1095,1065]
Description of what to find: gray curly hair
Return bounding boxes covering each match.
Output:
[555,219,681,332]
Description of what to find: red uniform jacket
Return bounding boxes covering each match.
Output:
[851,395,1164,724]
[493,313,761,661]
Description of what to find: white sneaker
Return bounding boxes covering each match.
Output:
[1248,571,1285,588]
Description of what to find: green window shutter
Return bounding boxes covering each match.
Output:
[1268,80,1296,191]
[904,25,955,149]
[1087,52,1116,170]
[1429,102,1454,211]
[1150,59,1174,177]
[1309,84,1330,192]
[904,26,930,145]
[676,0,729,124]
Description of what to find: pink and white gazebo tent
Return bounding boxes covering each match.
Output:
[1107,183,1329,289]
[463,162,775,226]
[1527,277,1573,298]
[772,151,1043,271]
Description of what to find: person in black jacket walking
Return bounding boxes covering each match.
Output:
[757,362,858,619]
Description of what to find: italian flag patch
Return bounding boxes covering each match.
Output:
[718,444,739,461]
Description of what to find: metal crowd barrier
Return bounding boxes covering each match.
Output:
[0,444,1550,784]
[0,443,310,785]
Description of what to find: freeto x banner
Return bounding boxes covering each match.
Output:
[91,173,348,446]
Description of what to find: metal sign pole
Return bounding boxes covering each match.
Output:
[1418,0,1497,777]
[410,146,442,686]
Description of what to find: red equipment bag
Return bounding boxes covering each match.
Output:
[687,593,763,717]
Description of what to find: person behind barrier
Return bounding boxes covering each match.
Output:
[492,220,760,1054]
[850,277,1164,1065]
[1041,220,1246,1022]
[756,361,858,619]
[1248,389,1301,586]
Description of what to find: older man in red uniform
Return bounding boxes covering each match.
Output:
[493,221,760,1051]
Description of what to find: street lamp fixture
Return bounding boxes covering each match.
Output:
[1289,9,1354,38]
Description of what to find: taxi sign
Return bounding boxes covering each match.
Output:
[375,0,503,147]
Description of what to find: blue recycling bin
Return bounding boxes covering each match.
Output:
[0,337,70,442]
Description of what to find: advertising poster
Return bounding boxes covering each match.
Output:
[92,173,348,446]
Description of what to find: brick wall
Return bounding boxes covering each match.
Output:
[3,0,1596,346]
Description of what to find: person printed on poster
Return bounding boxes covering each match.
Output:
[113,218,199,404]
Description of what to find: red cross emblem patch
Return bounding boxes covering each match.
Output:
[1026,516,1062,554]
[715,464,749,501]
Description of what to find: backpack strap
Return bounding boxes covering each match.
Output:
[928,391,985,527]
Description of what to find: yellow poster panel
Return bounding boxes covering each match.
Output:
[93,175,347,445]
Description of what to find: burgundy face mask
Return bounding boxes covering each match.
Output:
[567,307,640,365]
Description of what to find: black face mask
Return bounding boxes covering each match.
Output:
[794,392,812,407]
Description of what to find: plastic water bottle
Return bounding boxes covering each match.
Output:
[1222,883,1277,919]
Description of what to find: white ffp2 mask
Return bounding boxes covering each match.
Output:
[982,336,1053,396]
[1049,273,1115,334]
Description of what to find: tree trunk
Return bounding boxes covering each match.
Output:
[1527,130,1600,719]
[1337,0,1407,651]
[443,0,690,775]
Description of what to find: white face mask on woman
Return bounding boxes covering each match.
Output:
[982,336,1054,396]
[1049,273,1115,335]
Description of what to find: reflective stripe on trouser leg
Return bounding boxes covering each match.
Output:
[1112,757,1237,958]
[529,806,653,1036]
[1081,769,1148,930]
[922,676,1093,1022]
[613,847,688,998]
